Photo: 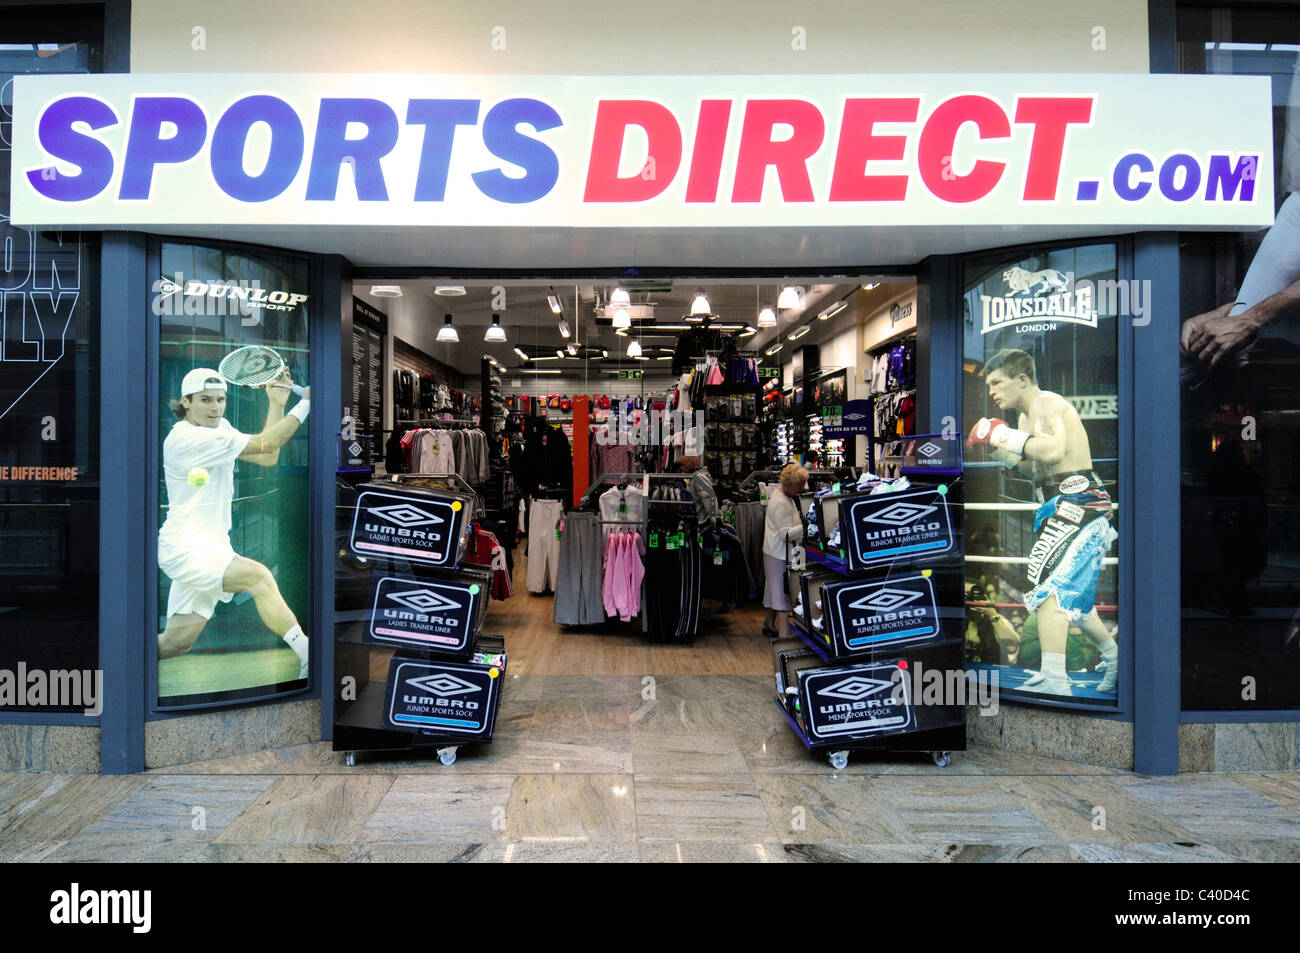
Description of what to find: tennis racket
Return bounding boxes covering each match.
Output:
[218,345,304,395]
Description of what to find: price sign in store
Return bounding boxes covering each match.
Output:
[822,405,843,429]
[618,369,643,380]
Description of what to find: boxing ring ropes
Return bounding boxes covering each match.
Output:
[962,499,1120,614]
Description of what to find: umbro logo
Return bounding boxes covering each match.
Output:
[406,673,479,697]
[844,412,866,422]
[820,675,895,701]
[917,441,943,458]
[386,588,462,613]
[848,587,925,612]
[864,502,937,526]
[367,504,445,528]
[348,441,363,457]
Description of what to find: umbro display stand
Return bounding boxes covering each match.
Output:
[775,434,966,770]
[334,478,506,766]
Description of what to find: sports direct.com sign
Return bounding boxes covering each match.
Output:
[8,73,1273,229]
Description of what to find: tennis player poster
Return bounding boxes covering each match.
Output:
[154,241,312,709]
[961,244,1121,708]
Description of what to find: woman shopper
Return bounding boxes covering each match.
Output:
[762,463,808,638]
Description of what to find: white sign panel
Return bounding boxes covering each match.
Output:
[8,73,1274,229]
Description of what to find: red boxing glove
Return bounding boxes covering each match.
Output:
[966,417,1030,456]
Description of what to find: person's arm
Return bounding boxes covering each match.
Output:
[239,383,310,464]
[1185,279,1300,368]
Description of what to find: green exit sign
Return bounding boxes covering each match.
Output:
[618,369,643,380]
[758,367,780,378]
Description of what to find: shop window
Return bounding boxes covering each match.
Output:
[154,242,312,709]
[961,243,1121,709]
[0,35,101,712]
[1178,4,1300,709]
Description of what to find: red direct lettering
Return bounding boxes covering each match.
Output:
[1014,96,1094,201]
[684,99,732,203]
[828,97,920,202]
[583,100,683,202]
[918,95,1011,203]
[730,99,825,203]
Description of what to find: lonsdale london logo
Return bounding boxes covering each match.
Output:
[979,267,1098,335]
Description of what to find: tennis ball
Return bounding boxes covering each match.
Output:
[188,467,210,488]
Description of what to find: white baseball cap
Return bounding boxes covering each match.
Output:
[181,368,227,397]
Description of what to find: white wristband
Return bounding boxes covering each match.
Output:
[289,400,310,423]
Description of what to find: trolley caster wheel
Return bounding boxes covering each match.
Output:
[437,746,458,766]
[828,750,849,770]
[931,750,951,768]
[344,751,356,767]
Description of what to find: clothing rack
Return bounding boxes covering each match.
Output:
[397,417,481,428]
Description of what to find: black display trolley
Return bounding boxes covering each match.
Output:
[334,476,506,766]
[774,434,965,769]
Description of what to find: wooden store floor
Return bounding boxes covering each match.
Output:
[487,550,774,676]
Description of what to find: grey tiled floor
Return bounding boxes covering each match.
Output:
[3,675,1299,863]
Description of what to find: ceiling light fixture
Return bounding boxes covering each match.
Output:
[547,294,562,314]
[614,328,628,336]
[690,292,711,316]
[818,301,847,321]
[766,342,783,355]
[434,285,467,296]
[369,285,402,297]
[557,318,571,339]
[740,326,758,337]
[777,285,803,309]
[513,347,529,361]
[518,368,562,374]
[757,306,777,328]
[627,339,642,358]
[789,325,810,340]
[484,313,507,342]
[436,313,459,343]
[610,287,631,308]
[612,307,631,330]
[861,282,880,291]
[567,343,577,355]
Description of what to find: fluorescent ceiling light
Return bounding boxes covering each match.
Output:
[610,287,631,308]
[690,292,711,316]
[369,285,402,297]
[436,313,459,343]
[740,326,758,337]
[518,368,562,374]
[513,347,529,361]
[547,294,562,314]
[777,286,803,309]
[766,342,783,355]
[712,323,747,331]
[434,285,467,296]
[654,355,673,360]
[757,307,777,328]
[567,343,577,355]
[789,325,810,340]
[557,319,570,339]
[530,354,560,361]
[484,313,507,342]
[651,323,692,331]
[861,282,879,291]
[627,339,642,358]
[819,301,847,321]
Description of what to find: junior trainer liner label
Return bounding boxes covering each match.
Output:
[802,661,915,741]
[348,487,464,567]
[827,574,942,651]
[842,487,955,569]
[383,659,498,738]
[367,574,483,652]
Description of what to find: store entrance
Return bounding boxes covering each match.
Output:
[332,275,920,756]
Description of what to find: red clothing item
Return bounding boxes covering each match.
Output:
[466,524,513,600]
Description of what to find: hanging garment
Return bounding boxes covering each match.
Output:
[598,483,645,535]
[553,511,606,625]
[525,498,564,593]
[466,523,514,600]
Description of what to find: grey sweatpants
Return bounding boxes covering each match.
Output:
[553,511,606,624]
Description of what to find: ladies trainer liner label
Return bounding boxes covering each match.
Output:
[383,659,498,738]
[802,661,915,740]
[367,575,481,652]
[348,488,462,566]
[827,574,941,651]
[842,488,954,569]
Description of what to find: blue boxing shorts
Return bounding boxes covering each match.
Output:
[1023,472,1117,621]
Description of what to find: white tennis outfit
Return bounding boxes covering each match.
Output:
[158,418,252,619]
